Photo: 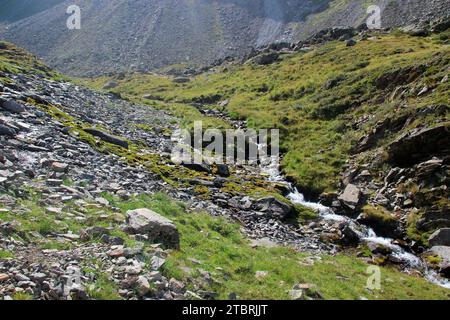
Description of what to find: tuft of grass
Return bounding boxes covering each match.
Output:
[362,205,397,224]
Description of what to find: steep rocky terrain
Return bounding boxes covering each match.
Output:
[0,0,449,76]
[1,37,450,299]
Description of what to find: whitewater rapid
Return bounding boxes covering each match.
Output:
[260,157,450,289]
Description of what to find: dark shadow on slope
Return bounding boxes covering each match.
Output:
[0,0,66,22]
[217,0,333,23]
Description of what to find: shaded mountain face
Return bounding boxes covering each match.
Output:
[0,0,66,22]
[0,0,448,76]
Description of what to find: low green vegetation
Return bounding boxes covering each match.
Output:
[2,189,449,299]
[362,205,397,225]
[0,249,14,259]
[85,272,122,300]
[11,292,34,300]
[104,193,450,300]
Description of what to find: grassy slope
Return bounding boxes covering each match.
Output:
[82,31,449,195]
[3,189,448,300]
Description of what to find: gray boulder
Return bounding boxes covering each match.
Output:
[339,222,361,245]
[346,39,357,47]
[135,276,152,297]
[1,100,25,113]
[126,208,180,249]
[253,52,279,65]
[253,196,293,220]
[429,228,450,247]
[416,158,443,177]
[216,164,230,177]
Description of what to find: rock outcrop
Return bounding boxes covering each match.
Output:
[427,246,450,278]
[387,124,450,166]
[253,197,294,220]
[125,209,180,250]
[83,128,129,149]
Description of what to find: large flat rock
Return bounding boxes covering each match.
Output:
[126,208,180,249]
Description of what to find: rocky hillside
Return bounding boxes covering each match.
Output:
[1,39,450,300]
[0,0,66,23]
[0,0,449,76]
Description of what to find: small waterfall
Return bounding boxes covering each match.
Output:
[260,159,450,289]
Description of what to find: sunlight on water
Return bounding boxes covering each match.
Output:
[260,160,450,289]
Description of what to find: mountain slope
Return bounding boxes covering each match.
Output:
[0,0,449,76]
[0,0,66,22]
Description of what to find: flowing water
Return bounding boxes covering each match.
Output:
[260,157,450,289]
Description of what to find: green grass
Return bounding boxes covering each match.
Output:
[12,292,34,300]
[0,41,65,81]
[0,249,14,259]
[108,193,450,300]
[86,273,122,300]
[80,32,450,196]
[2,189,449,300]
